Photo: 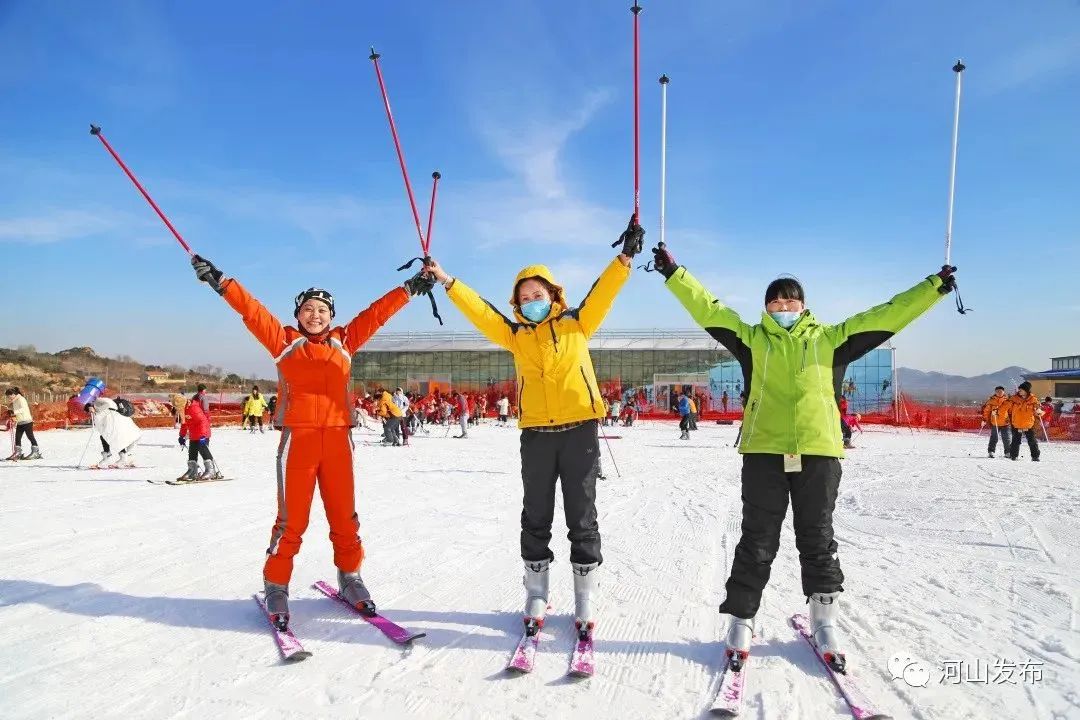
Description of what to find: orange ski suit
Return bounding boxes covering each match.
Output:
[221,278,410,585]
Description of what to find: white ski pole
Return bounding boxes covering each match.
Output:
[944,60,965,267]
[76,429,97,469]
[658,74,669,247]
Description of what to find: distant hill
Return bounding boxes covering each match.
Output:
[897,366,1035,402]
[0,345,275,401]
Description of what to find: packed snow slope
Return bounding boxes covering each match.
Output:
[1,422,1077,719]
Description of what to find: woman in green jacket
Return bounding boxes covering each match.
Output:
[649,244,956,673]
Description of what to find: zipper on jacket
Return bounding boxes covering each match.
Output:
[801,341,808,373]
[548,322,558,351]
[579,366,597,412]
[519,377,526,416]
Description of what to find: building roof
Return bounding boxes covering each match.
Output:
[1026,369,1080,379]
[357,329,737,353]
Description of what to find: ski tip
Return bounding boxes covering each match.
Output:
[709,710,739,718]
[284,650,312,663]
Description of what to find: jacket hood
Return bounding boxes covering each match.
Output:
[510,264,567,324]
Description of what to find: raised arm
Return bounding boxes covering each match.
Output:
[191,255,288,356]
[427,259,515,350]
[663,264,754,358]
[575,257,632,338]
[342,287,411,354]
[828,272,949,364]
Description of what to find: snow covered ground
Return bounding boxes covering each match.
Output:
[1,421,1077,719]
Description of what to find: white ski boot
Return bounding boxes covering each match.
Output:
[199,460,224,481]
[175,460,199,482]
[23,446,42,460]
[809,592,846,673]
[89,451,112,469]
[264,580,290,630]
[523,559,550,636]
[338,569,374,614]
[724,616,754,671]
[572,562,598,640]
[116,450,134,468]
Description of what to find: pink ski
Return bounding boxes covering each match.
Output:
[567,628,595,677]
[790,614,891,720]
[507,630,540,673]
[252,593,311,662]
[710,653,748,716]
[312,580,425,645]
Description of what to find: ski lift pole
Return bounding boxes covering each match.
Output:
[89,125,194,256]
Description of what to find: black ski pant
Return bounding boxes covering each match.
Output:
[519,420,602,566]
[1009,428,1040,460]
[679,415,691,433]
[15,422,37,449]
[187,439,214,463]
[719,453,844,619]
[988,424,1010,454]
[840,418,852,442]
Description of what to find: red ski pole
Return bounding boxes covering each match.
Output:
[89,125,193,256]
[369,48,428,256]
[631,4,642,224]
[425,171,441,251]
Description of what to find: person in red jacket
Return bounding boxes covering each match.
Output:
[1041,397,1055,425]
[190,253,434,630]
[177,392,219,481]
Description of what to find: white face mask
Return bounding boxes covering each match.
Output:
[769,310,800,329]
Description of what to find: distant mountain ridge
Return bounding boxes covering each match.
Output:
[897,365,1035,402]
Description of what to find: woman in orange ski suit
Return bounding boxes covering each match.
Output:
[190,253,434,627]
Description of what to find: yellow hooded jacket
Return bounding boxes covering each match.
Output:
[446,259,630,428]
[246,393,268,417]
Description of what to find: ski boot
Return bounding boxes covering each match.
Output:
[809,592,846,673]
[116,450,134,468]
[523,559,550,637]
[572,562,598,641]
[4,450,23,461]
[23,446,42,460]
[988,451,995,458]
[338,569,375,615]
[175,460,199,483]
[199,460,224,481]
[724,616,754,672]
[843,439,855,449]
[264,580,290,631]
[89,451,112,469]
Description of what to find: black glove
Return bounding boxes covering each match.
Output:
[192,255,225,295]
[404,269,436,297]
[611,213,645,257]
[178,436,187,448]
[651,243,679,279]
[936,265,957,295]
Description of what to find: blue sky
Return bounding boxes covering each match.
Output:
[1,0,1077,377]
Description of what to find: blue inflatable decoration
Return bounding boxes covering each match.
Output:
[76,378,106,406]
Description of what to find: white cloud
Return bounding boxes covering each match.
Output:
[0,209,129,244]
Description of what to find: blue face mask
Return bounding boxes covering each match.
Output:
[520,299,552,323]
[769,311,801,329]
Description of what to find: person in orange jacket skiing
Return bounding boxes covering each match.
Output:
[190,253,434,630]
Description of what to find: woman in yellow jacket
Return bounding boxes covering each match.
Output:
[1003,381,1043,461]
[426,217,643,640]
